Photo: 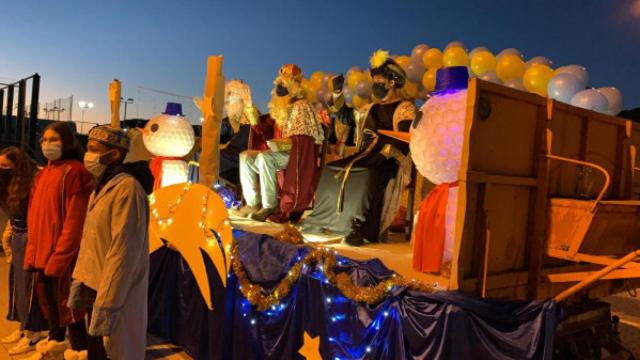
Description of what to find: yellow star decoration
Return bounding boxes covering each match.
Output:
[299,331,322,360]
[148,183,233,311]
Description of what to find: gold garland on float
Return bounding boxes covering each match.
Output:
[231,228,434,311]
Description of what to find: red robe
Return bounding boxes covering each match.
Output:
[249,115,282,151]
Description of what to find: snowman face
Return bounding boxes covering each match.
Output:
[410,90,468,184]
[143,113,195,157]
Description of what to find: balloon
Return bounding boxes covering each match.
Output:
[310,71,324,87]
[445,41,466,51]
[597,87,623,115]
[347,71,366,90]
[547,73,583,103]
[479,71,502,84]
[395,56,411,70]
[422,68,438,91]
[523,64,554,96]
[422,48,443,69]
[411,44,430,62]
[322,73,334,89]
[322,92,332,105]
[316,88,326,103]
[403,81,419,98]
[417,88,430,101]
[347,66,362,76]
[570,89,609,113]
[343,87,355,106]
[405,60,426,83]
[496,54,525,82]
[470,51,497,76]
[443,47,468,67]
[504,78,526,91]
[526,56,553,69]
[355,79,372,98]
[352,95,368,109]
[554,65,588,89]
[497,48,523,60]
[469,46,489,58]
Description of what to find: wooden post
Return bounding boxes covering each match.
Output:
[198,55,224,187]
[16,80,26,146]
[109,79,122,129]
[526,100,552,300]
[28,74,40,151]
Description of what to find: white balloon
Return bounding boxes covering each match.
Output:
[504,78,526,91]
[597,87,623,116]
[479,71,502,84]
[570,89,609,114]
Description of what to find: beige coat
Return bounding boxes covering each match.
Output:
[71,173,149,360]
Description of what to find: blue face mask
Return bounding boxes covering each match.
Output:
[372,83,389,99]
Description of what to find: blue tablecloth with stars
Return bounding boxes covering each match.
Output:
[148,230,560,360]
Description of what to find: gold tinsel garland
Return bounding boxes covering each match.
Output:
[231,241,434,312]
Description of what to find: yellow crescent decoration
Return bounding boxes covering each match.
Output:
[298,331,322,360]
[148,183,233,310]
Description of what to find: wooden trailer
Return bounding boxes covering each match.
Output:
[421,78,640,303]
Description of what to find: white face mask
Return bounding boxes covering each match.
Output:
[42,142,62,161]
[84,151,107,179]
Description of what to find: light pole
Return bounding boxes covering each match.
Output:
[120,97,134,126]
[78,101,94,133]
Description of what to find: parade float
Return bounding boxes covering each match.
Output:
[134,43,638,359]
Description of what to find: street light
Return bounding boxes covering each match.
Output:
[120,97,134,125]
[78,101,94,133]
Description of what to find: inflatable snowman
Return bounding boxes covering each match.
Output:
[143,102,196,190]
[410,66,469,273]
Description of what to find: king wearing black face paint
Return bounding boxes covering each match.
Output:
[302,50,417,246]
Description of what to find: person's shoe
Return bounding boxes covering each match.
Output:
[344,218,365,246]
[1,329,23,344]
[249,207,278,222]
[30,339,68,360]
[229,204,261,218]
[8,335,39,355]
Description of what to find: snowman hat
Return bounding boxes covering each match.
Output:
[431,66,469,96]
[163,102,184,116]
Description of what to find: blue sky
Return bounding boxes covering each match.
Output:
[1,0,638,127]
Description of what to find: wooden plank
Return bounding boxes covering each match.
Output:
[526,100,551,299]
[465,172,537,187]
[547,269,640,283]
[547,248,640,269]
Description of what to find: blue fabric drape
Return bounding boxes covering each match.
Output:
[148,230,559,360]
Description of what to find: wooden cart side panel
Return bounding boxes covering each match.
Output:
[548,101,629,199]
[630,124,640,198]
[455,79,545,293]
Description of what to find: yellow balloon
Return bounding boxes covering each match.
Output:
[443,47,468,67]
[496,54,525,82]
[310,71,324,87]
[395,56,411,70]
[347,71,365,90]
[422,68,438,91]
[470,51,497,76]
[523,64,554,97]
[352,95,368,109]
[403,81,419,98]
[365,71,373,83]
[422,48,443,69]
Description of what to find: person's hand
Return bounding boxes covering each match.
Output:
[244,106,260,126]
[335,142,345,157]
[103,336,110,350]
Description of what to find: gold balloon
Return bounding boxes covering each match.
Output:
[394,55,411,70]
[403,81,419,98]
[443,47,468,67]
[496,54,525,82]
[352,95,368,109]
[422,48,443,69]
[523,64,554,97]
[422,68,438,91]
[347,71,366,90]
[310,71,324,87]
[470,51,497,76]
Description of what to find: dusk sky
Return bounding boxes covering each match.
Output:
[1,0,639,129]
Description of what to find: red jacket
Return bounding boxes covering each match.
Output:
[25,160,93,277]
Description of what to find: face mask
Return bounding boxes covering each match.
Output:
[42,142,62,161]
[276,84,289,97]
[84,151,108,179]
[372,83,389,100]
